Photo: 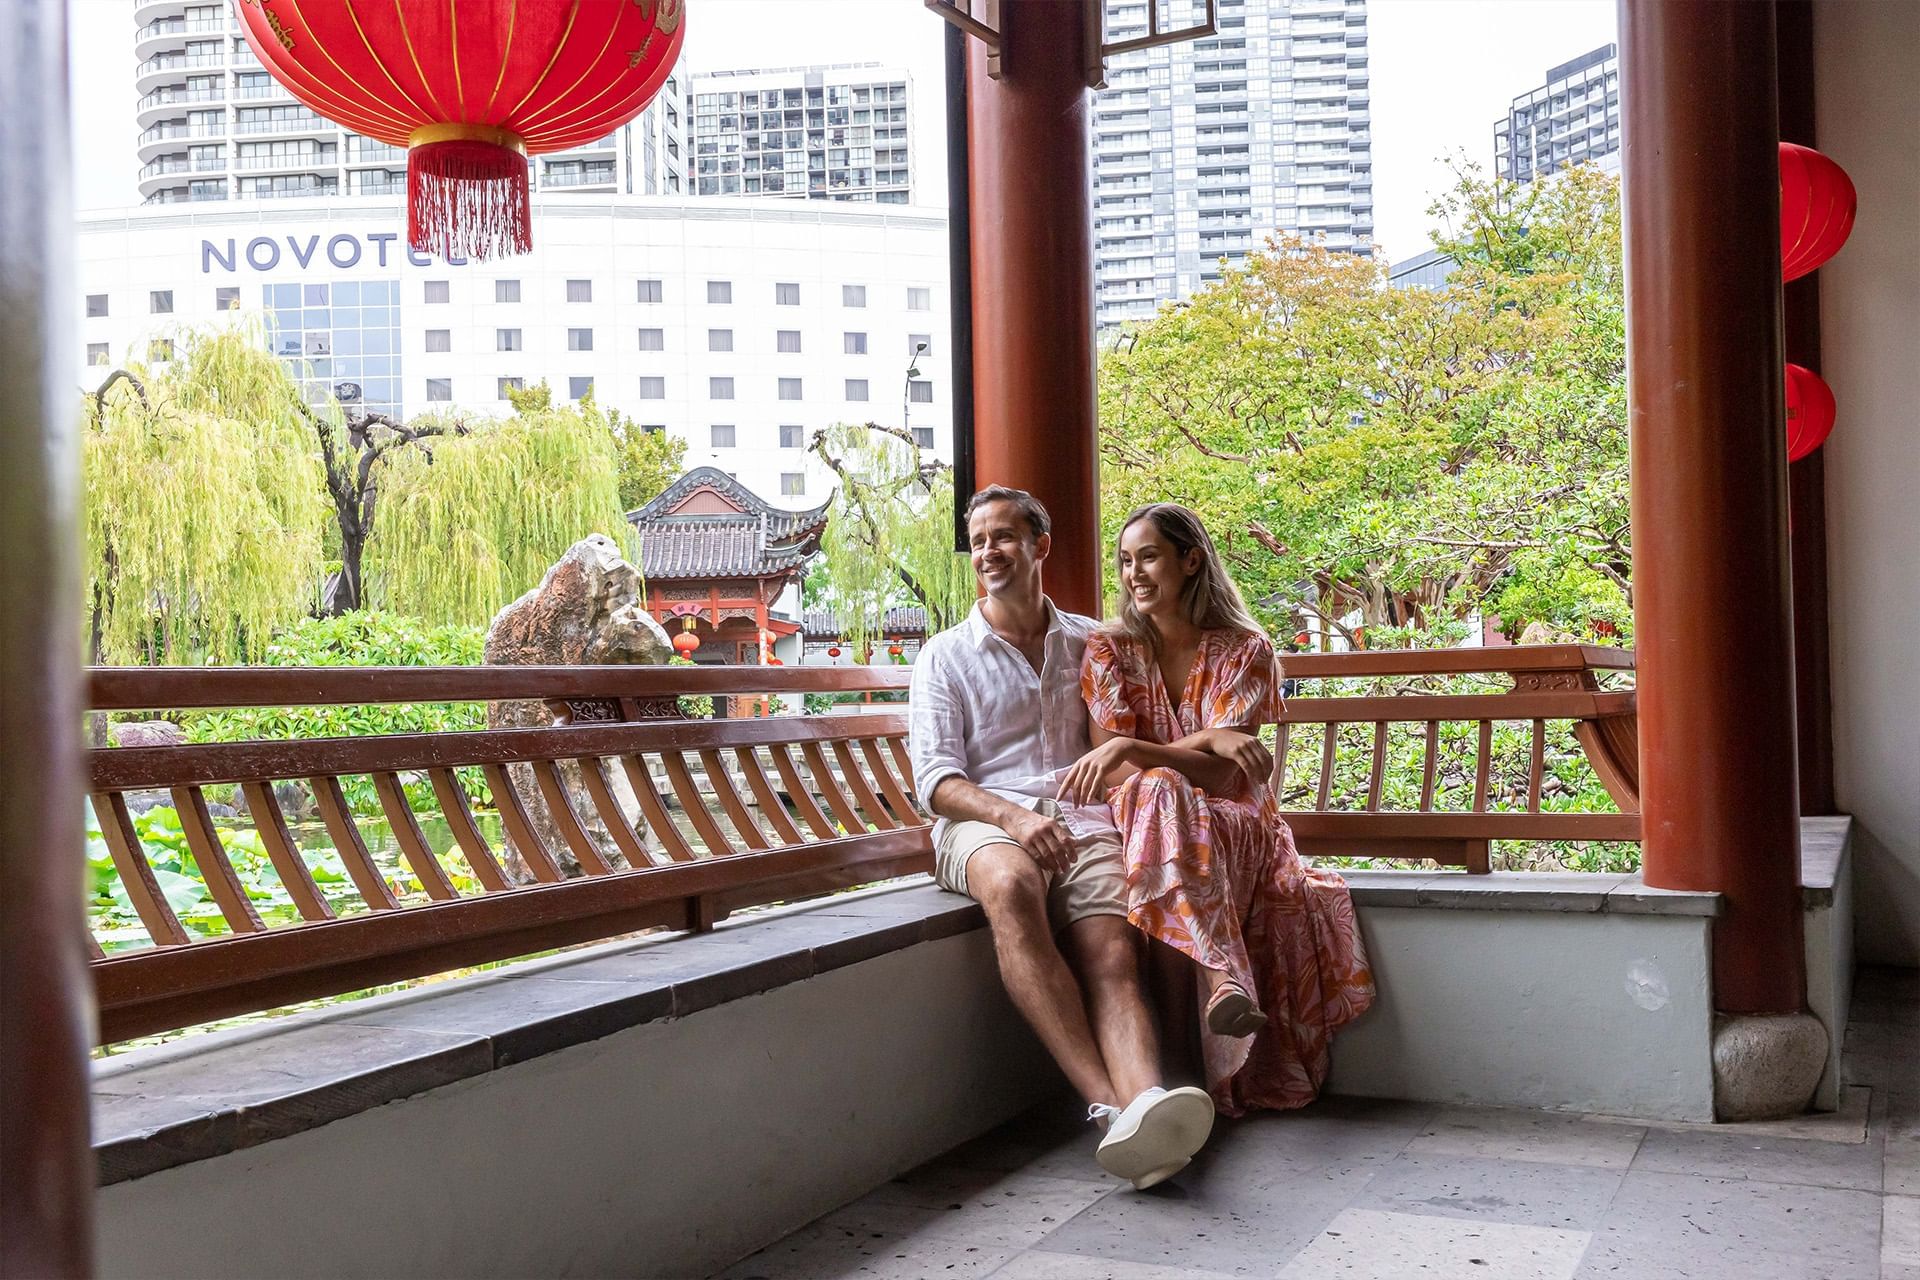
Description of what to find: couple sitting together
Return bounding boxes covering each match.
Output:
[908,485,1375,1190]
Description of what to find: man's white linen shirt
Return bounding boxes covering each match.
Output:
[908,601,1118,844]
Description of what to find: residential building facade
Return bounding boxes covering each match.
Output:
[1492,44,1621,184]
[133,0,686,206]
[689,64,913,203]
[76,199,951,512]
[1092,0,1374,329]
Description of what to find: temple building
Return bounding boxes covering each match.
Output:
[625,467,825,669]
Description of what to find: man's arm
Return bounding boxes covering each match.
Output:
[928,776,1074,874]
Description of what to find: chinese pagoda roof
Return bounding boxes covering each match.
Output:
[626,467,830,582]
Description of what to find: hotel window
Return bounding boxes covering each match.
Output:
[150,290,174,315]
[710,376,734,399]
[909,380,933,403]
[86,342,109,366]
[569,376,594,400]
[637,278,663,303]
[780,473,805,496]
[913,427,935,450]
[708,328,733,352]
[497,328,522,351]
[497,376,523,399]
[710,424,736,447]
[425,280,450,303]
[426,378,452,402]
[844,332,867,355]
[215,286,241,310]
[566,279,592,302]
[775,282,800,305]
[779,424,804,448]
[777,330,802,353]
[778,377,802,401]
[707,280,732,304]
[637,328,664,351]
[495,279,521,303]
[907,286,931,311]
[86,294,108,318]
[423,329,450,353]
[639,376,665,399]
[568,327,594,352]
[842,284,866,307]
[845,378,869,402]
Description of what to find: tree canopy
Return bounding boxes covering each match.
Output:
[84,327,327,663]
[1098,162,1628,647]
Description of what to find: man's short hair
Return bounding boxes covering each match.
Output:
[964,485,1051,540]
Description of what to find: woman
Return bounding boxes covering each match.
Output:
[1058,503,1374,1115]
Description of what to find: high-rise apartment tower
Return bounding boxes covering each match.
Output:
[133,1,685,206]
[1092,0,1374,329]
[689,64,913,203]
[1492,44,1620,184]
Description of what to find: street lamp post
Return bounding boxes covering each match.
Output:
[902,339,929,443]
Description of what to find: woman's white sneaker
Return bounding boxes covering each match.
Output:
[1093,1086,1215,1182]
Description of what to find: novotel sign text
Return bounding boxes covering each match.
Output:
[201,233,477,273]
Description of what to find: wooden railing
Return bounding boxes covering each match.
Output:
[83,646,1636,1043]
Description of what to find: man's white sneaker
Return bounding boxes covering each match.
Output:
[1092,1086,1215,1182]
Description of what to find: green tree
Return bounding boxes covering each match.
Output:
[1098,162,1629,646]
[810,422,975,653]
[84,327,327,665]
[364,386,626,627]
[607,408,686,515]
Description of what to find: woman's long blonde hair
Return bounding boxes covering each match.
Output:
[1109,503,1267,655]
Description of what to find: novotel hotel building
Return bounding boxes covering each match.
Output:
[76,197,952,510]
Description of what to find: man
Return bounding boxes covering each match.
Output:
[909,485,1214,1190]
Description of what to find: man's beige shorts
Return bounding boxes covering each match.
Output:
[934,800,1128,931]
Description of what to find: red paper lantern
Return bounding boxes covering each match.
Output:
[888,644,904,657]
[827,646,841,658]
[1785,362,1837,461]
[1779,143,1857,283]
[1292,631,1310,648]
[671,630,700,657]
[235,0,685,260]
[767,656,783,666]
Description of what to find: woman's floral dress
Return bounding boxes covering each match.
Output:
[1082,627,1375,1115]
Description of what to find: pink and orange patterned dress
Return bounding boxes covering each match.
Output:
[1081,627,1375,1115]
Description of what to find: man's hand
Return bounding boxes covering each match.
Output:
[1055,738,1134,808]
[1203,728,1274,789]
[1002,806,1076,877]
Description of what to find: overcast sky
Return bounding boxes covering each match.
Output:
[69,0,1616,263]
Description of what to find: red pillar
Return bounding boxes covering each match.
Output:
[1620,0,1805,1014]
[1,2,95,1273]
[966,1,1101,617]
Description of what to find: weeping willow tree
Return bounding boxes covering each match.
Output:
[364,388,625,627]
[84,326,327,665]
[810,422,975,652]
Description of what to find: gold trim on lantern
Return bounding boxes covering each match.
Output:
[408,123,529,156]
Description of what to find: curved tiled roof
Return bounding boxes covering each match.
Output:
[626,467,829,583]
[802,605,930,638]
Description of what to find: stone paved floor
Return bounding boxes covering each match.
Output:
[719,966,1917,1280]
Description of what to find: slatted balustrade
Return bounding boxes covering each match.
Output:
[83,647,1638,1043]
[1271,646,1640,872]
[85,665,924,1043]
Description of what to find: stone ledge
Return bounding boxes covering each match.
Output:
[1341,869,1722,917]
[92,880,981,1187]
[90,862,1731,1188]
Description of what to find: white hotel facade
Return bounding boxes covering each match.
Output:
[76,198,953,512]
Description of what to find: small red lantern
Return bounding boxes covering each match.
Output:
[1292,631,1311,648]
[671,615,701,657]
[767,656,783,666]
[1780,143,1857,283]
[1351,628,1367,649]
[888,644,904,658]
[827,646,841,658]
[235,0,685,260]
[1786,363,1838,461]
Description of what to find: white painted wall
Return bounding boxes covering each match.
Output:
[95,933,1059,1280]
[1815,0,1920,967]
[1326,908,1716,1121]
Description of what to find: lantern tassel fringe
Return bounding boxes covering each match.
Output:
[408,139,531,262]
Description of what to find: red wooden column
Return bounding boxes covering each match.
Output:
[965,1,1102,616]
[0,1,95,1274]
[1620,0,1805,1014]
